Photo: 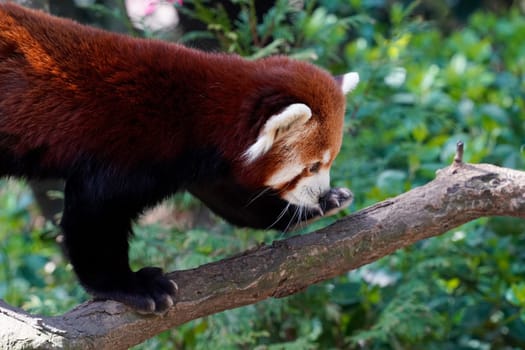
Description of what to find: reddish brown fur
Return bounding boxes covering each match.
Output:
[0,3,345,188]
[0,3,351,313]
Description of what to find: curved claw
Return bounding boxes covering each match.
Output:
[319,187,353,217]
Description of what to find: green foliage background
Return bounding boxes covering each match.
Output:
[1,0,524,348]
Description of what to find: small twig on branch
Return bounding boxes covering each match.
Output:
[1,160,524,349]
[454,140,464,165]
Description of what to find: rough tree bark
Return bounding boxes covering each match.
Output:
[0,144,524,349]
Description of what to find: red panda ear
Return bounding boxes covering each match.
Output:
[244,103,312,163]
[335,72,360,95]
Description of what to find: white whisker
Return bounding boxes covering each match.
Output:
[284,205,301,232]
[298,206,307,230]
[295,206,309,231]
[266,202,291,230]
[245,187,272,207]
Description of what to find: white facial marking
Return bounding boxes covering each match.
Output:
[265,162,303,187]
[244,103,312,163]
[322,150,331,164]
[341,72,360,95]
[282,168,330,207]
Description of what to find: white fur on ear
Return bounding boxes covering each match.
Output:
[244,103,312,163]
[341,72,360,95]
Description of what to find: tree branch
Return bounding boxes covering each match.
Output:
[1,158,524,349]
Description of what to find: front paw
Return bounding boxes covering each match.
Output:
[88,267,178,314]
[319,187,353,216]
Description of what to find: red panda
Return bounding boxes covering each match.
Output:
[0,3,359,314]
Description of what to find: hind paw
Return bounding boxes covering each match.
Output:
[89,267,178,314]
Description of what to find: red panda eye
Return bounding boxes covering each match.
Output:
[309,162,321,174]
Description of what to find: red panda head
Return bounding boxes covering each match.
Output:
[234,69,359,227]
[189,66,358,231]
[179,52,359,231]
